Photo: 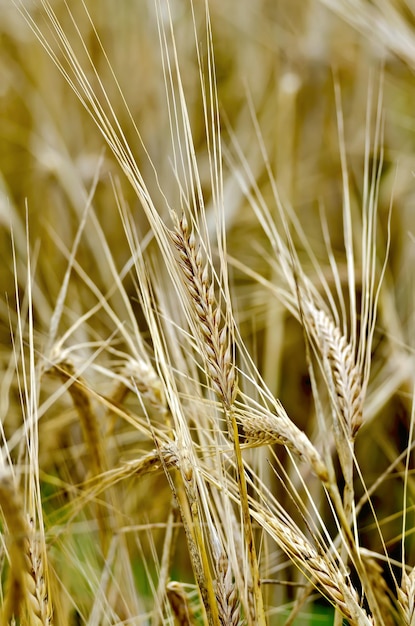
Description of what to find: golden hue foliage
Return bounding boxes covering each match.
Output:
[1,1,415,624]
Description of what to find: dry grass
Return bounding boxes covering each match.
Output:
[1,0,415,624]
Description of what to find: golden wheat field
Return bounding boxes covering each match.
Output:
[1,1,415,624]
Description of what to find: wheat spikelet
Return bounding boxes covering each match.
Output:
[304,301,363,438]
[170,214,237,409]
[239,402,329,483]
[398,567,415,625]
[214,553,242,626]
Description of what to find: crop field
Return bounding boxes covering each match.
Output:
[1,1,415,624]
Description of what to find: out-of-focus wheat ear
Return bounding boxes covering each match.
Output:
[167,582,197,626]
[107,357,169,431]
[0,470,28,626]
[303,300,363,439]
[105,355,169,454]
[398,567,415,625]
[214,553,242,626]
[50,357,111,552]
[51,358,105,478]
[361,556,396,626]
[240,402,329,483]
[0,471,52,626]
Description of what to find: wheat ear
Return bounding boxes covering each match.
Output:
[167,581,197,626]
[51,358,105,477]
[258,510,373,626]
[24,517,53,626]
[0,470,28,626]
[50,357,112,553]
[170,214,237,410]
[75,443,179,506]
[214,553,242,626]
[109,357,168,415]
[304,300,363,439]
[398,567,415,625]
[239,401,329,483]
[171,214,266,626]
[0,471,52,626]
[361,556,396,626]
